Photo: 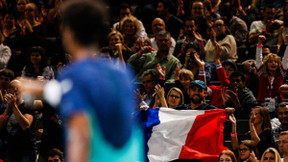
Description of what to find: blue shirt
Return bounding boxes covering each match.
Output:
[58,58,144,161]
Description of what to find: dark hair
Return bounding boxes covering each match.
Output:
[60,0,109,47]
[24,46,47,77]
[0,69,15,81]
[229,71,245,82]
[119,3,131,12]
[219,1,234,19]
[278,102,288,107]
[143,69,160,84]
[263,4,276,11]
[46,148,63,161]
[183,17,195,28]
[277,102,288,112]
[158,0,176,14]
[240,140,259,159]
[253,106,272,131]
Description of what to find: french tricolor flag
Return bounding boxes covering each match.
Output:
[141,108,228,162]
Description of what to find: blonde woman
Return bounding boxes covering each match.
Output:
[260,147,281,162]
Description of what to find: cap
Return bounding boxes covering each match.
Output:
[222,60,237,71]
[190,80,205,89]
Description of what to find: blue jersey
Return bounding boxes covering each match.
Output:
[58,58,144,161]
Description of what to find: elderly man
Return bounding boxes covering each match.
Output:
[150,18,176,54]
[128,31,181,83]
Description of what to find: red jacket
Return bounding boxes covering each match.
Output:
[199,65,230,108]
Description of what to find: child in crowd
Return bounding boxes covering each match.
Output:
[256,35,288,112]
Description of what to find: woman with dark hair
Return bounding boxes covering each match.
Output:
[22,46,54,80]
[248,107,275,155]
[229,107,275,158]
[218,149,237,162]
[230,113,260,161]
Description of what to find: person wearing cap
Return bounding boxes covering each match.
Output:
[174,80,217,110]
[222,60,237,78]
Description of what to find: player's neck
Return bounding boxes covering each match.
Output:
[73,47,98,61]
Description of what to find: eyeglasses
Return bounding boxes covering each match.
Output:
[239,148,249,152]
[278,111,288,115]
[185,25,195,28]
[213,24,224,28]
[169,94,180,99]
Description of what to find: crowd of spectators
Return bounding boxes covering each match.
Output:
[1,0,288,161]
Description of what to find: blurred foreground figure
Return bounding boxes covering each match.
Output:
[20,0,144,161]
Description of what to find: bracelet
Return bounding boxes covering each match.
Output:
[1,114,8,120]
[257,44,263,48]
[210,9,215,14]
[237,6,243,11]
[230,133,237,137]
[138,50,142,56]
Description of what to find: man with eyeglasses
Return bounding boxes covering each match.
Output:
[128,31,181,84]
[279,131,288,162]
[150,18,176,54]
[272,102,288,149]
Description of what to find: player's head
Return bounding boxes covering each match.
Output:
[61,0,109,51]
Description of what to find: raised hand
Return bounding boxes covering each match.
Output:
[194,53,205,68]
[229,113,236,126]
[135,89,145,102]
[154,84,165,99]
[257,35,266,45]
[4,93,16,108]
[157,64,166,79]
[193,31,203,41]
